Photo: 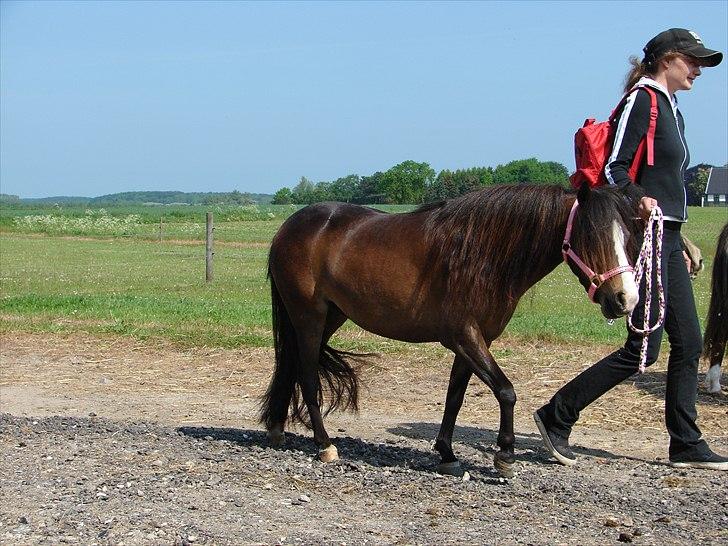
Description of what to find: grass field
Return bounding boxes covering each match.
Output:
[1,203,726,352]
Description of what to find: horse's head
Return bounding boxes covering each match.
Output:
[563,183,643,319]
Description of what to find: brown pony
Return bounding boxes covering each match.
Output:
[260,182,642,476]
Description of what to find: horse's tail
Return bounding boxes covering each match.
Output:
[260,269,363,431]
[703,222,728,363]
[259,271,299,431]
[293,344,363,427]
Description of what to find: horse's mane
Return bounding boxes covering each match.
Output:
[418,183,639,315]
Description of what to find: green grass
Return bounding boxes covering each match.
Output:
[1,206,726,351]
[680,208,728,316]
[0,203,413,241]
[0,235,273,347]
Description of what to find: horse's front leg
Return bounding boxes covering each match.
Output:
[492,370,517,476]
[453,326,517,478]
[434,355,472,476]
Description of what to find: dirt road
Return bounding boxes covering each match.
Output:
[1,333,726,545]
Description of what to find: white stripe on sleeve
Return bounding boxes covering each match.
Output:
[604,90,639,185]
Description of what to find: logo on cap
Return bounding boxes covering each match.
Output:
[688,30,703,44]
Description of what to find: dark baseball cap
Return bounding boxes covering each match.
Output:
[643,28,723,67]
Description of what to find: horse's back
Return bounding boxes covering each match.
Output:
[269,202,382,288]
[271,202,380,258]
[268,202,442,339]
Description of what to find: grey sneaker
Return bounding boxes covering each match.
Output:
[669,449,728,471]
[534,409,576,466]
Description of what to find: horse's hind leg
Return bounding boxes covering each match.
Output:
[434,356,472,476]
[264,300,346,448]
[294,306,347,462]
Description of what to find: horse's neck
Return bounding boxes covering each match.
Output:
[510,197,572,299]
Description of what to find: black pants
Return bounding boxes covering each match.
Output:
[542,222,708,458]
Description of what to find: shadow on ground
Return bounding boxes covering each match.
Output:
[177,419,656,476]
[177,424,509,478]
[388,421,658,466]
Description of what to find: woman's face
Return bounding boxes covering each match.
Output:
[663,54,703,93]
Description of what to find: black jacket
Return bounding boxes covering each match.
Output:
[605,77,690,222]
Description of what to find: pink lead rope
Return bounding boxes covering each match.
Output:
[627,206,665,373]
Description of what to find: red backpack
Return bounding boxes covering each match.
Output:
[570,86,658,189]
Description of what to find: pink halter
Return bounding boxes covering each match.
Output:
[562,199,634,302]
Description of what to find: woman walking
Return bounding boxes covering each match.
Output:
[535,28,727,470]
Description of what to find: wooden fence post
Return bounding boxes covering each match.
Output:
[206,212,214,282]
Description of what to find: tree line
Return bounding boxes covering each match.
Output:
[88,190,274,206]
[3,159,719,208]
[272,158,570,205]
[0,190,274,207]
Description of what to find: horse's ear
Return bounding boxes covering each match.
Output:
[577,181,591,204]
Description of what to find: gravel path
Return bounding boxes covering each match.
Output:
[2,413,727,545]
[1,333,726,545]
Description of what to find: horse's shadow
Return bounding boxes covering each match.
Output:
[387,422,642,465]
[178,424,501,478]
[177,419,647,475]
[631,370,727,404]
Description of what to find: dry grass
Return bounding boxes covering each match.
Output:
[1,332,724,438]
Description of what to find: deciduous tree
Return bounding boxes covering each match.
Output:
[380,161,435,204]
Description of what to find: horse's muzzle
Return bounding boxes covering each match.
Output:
[599,289,636,320]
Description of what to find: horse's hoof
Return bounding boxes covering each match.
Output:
[705,366,722,394]
[706,382,722,394]
[266,429,285,447]
[318,445,339,463]
[436,461,464,477]
[494,454,515,478]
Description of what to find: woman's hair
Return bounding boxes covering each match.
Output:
[623,51,681,92]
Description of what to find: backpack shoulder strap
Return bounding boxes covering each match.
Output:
[610,85,659,166]
[642,87,658,166]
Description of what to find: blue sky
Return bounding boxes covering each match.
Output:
[1,1,726,198]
